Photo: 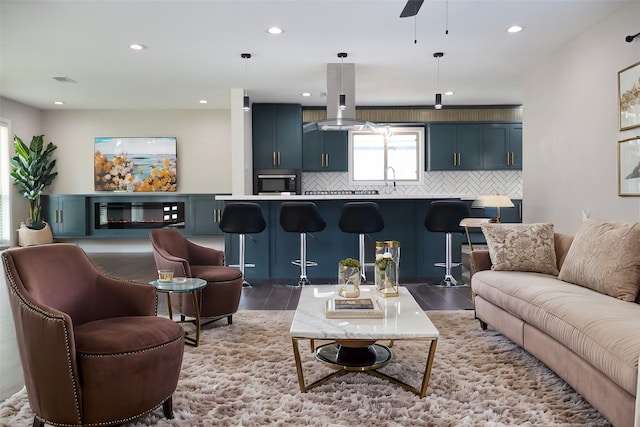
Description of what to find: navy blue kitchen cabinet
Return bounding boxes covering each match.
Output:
[302,129,348,172]
[190,194,228,236]
[482,123,523,170]
[427,124,483,170]
[252,103,302,169]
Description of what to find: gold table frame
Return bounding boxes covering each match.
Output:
[291,337,438,398]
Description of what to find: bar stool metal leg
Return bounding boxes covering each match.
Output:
[358,233,367,281]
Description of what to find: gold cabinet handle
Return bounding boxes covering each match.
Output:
[272,151,276,166]
[55,210,59,223]
[321,154,325,167]
[458,152,461,166]
[453,152,457,166]
[59,210,63,223]
[325,153,329,168]
[278,151,281,166]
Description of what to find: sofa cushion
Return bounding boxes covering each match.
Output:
[472,270,640,396]
[480,223,559,275]
[558,220,640,302]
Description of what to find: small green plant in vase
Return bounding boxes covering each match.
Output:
[338,257,361,298]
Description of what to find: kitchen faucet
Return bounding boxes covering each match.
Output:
[385,166,396,192]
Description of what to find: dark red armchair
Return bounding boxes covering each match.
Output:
[1,243,184,427]
[150,229,243,325]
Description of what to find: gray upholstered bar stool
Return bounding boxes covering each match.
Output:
[279,202,326,287]
[424,200,470,287]
[338,201,385,281]
[219,202,266,287]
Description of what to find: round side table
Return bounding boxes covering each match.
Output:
[149,278,206,347]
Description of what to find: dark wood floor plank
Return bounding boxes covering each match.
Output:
[86,253,473,311]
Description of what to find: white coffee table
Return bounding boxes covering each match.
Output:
[289,285,439,398]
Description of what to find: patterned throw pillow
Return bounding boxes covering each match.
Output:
[558,220,640,302]
[480,222,559,275]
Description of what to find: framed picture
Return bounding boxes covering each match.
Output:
[94,137,177,192]
[618,136,640,196]
[618,61,640,131]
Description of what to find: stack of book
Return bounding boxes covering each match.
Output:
[325,297,384,319]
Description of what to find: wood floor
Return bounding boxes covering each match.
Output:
[87,252,474,312]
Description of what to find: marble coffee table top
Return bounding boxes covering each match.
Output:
[290,285,439,340]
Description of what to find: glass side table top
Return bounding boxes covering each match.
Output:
[149,278,206,292]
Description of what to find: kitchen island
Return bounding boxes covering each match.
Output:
[215,193,487,282]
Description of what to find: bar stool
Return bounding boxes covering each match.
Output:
[424,200,470,287]
[338,201,384,281]
[219,202,266,287]
[279,202,326,287]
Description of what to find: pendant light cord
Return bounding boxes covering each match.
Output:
[445,0,449,35]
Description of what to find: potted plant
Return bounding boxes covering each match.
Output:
[338,257,361,298]
[11,134,58,245]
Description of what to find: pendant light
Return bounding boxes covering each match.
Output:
[241,53,251,112]
[337,52,347,111]
[433,52,443,110]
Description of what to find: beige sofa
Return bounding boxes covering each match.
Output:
[471,224,640,427]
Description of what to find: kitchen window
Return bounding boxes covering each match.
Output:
[349,126,424,184]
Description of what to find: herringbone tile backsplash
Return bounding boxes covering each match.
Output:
[303,171,523,198]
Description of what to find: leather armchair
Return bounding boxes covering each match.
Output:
[150,229,243,324]
[1,243,184,427]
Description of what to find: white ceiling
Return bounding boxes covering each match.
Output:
[0,0,633,111]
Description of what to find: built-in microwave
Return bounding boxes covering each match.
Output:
[254,169,301,195]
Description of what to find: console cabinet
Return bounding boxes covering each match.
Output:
[252,103,302,169]
[42,195,88,237]
[190,194,228,236]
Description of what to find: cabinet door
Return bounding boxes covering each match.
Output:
[428,124,457,171]
[45,195,87,236]
[252,104,277,169]
[482,124,510,169]
[323,131,348,172]
[456,125,483,170]
[302,129,325,171]
[190,195,224,235]
[274,104,302,169]
[508,124,523,169]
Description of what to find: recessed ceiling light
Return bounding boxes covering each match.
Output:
[53,101,65,105]
[199,100,208,104]
[128,43,147,50]
[444,91,455,96]
[507,25,523,33]
[301,92,312,97]
[267,26,284,35]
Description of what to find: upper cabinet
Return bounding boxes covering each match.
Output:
[252,103,302,169]
[427,122,522,171]
[427,124,482,170]
[302,129,348,172]
[482,123,522,169]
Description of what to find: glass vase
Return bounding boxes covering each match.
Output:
[338,265,361,298]
[374,241,400,297]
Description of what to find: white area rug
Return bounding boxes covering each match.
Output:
[0,310,609,426]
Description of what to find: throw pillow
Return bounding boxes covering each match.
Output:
[480,222,559,275]
[558,220,640,302]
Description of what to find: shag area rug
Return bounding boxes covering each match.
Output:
[0,310,609,426]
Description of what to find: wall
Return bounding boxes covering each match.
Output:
[0,97,44,246]
[42,109,232,194]
[523,2,640,234]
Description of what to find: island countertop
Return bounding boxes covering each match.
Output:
[215,193,477,201]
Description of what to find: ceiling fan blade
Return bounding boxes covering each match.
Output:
[400,0,424,18]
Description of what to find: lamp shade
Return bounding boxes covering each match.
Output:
[472,195,514,208]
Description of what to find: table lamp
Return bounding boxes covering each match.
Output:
[472,195,514,223]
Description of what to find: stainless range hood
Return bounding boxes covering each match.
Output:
[304,61,378,132]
